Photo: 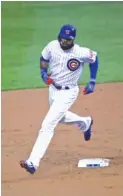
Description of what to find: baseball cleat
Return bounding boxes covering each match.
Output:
[20,160,36,174]
[84,118,93,141]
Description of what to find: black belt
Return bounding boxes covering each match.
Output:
[52,83,70,90]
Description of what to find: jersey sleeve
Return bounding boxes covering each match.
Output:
[41,44,51,61]
[80,47,97,63]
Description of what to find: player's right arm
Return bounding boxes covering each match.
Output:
[80,47,99,95]
[40,44,53,85]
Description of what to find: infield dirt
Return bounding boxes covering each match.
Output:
[2,83,123,196]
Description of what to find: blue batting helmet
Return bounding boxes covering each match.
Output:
[58,24,76,40]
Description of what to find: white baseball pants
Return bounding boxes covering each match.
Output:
[27,85,91,167]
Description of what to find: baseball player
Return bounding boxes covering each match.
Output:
[20,24,99,174]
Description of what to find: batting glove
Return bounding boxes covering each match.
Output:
[83,81,96,95]
[45,72,53,85]
[42,74,53,85]
[41,68,53,85]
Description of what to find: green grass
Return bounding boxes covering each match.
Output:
[1,1,123,90]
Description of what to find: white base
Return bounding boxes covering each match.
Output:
[78,158,110,168]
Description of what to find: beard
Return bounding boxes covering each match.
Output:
[59,41,74,50]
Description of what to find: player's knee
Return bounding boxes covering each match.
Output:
[41,120,55,133]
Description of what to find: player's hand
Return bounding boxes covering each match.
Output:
[45,77,53,85]
[83,81,96,95]
[42,73,53,85]
[45,72,53,85]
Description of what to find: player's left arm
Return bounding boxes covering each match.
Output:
[40,44,53,85]
[81,48,98,95]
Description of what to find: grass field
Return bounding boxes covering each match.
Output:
[1,1,123,90]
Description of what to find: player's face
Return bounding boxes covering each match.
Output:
[60,38,74,50]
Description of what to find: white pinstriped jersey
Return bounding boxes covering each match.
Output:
[41,40,97,86]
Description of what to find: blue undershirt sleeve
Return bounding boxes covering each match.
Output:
[89,56,98,81]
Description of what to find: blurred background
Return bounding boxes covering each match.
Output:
[1,1,123,90]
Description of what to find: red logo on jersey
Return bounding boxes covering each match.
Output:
[67,58,81,71]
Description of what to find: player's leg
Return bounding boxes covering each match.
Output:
[49,86,91,132]
[59,111,92,132]
[50,86,93,142]
[20,86,79,172]
[49,86,92,138]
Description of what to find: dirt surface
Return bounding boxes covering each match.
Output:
[2,83,123,196]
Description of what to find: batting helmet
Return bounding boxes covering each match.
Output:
[58,24,76,50]
[58,24,76,40]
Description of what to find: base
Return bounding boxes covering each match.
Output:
[78,158,110,168]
